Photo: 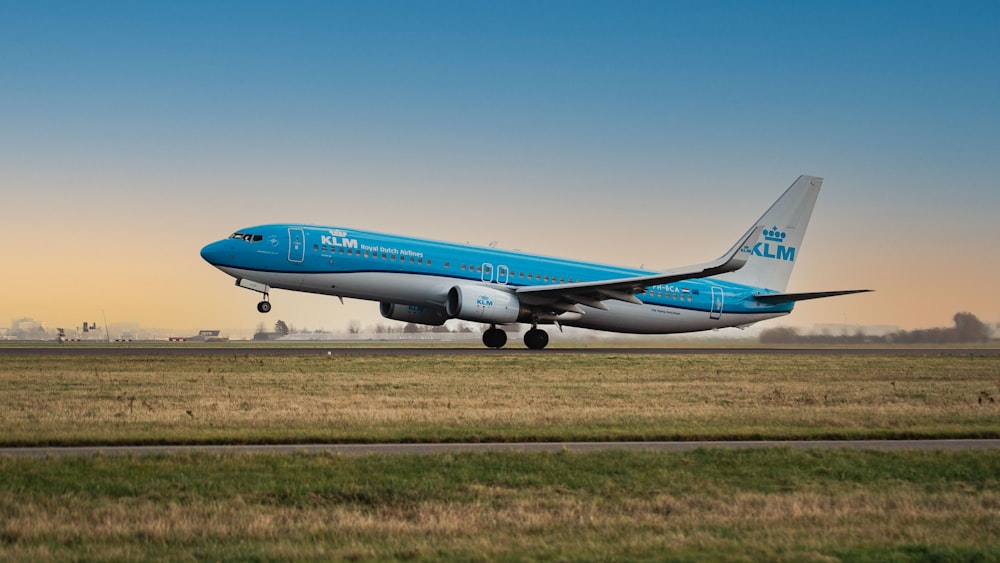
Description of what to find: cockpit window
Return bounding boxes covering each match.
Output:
[230,233,263,242]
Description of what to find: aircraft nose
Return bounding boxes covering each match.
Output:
[200,240,230,266]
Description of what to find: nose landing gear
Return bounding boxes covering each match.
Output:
[236,278,272,314]
[256,299,271,313]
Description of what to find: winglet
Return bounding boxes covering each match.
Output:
[705,224,764,277]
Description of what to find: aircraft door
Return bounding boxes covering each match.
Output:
[288,228,305,263]
[710,287,724,320]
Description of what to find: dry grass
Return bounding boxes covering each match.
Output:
[1,448,998,560]
[1,352,998,445]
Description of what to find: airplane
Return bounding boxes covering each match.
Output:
[200,175,870,349]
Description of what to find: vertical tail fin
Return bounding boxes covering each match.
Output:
[715,175,822,292]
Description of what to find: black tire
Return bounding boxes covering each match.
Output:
[482,327,507,349]
[524,328,549,350]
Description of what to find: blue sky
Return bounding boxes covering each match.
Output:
[2,1,998,335]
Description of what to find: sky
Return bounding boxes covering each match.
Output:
[2,1,999,337]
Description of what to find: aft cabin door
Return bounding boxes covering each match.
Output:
[288,228,305,263]
[710,287,724,320]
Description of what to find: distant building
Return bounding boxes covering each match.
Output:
[188,330,228,342]
[11,317,45,333]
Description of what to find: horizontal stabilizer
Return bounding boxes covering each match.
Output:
[754,289,872,304]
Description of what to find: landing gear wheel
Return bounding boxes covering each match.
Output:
[482,327,508,349]
[257,300,271,313]
[524,328,549,350]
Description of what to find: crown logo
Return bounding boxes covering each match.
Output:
[763,226,787,243]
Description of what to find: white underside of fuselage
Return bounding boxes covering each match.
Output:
[217,267,787,335]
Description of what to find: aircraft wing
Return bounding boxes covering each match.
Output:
[514,225,763,312]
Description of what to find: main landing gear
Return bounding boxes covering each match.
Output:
[523,327,549,350]
[482,324,550,350]
[482,325,507,349]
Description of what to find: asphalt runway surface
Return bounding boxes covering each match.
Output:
[2,345,999,356]
[3,440,999,458]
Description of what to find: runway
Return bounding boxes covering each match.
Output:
[3,439,998,457]
[2,345,999,356]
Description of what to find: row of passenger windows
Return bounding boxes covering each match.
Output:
[457,263,580,284]
[645,289,695,302]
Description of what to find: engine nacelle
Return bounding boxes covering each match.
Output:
[379,302,447,326]
[446,285,521,324]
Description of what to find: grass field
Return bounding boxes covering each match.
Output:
[1,352,998,445]
[2,350,999,560]
[2,449,998,560]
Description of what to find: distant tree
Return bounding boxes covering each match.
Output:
[759,326,800,344]
[953,312,990,342]
[274,320,290,336]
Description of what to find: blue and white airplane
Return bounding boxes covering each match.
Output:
[201,176,870,349]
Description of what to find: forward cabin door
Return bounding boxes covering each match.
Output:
[710,287,724,320]
[288,228,305,263]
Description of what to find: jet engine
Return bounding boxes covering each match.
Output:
[379,302,448,326]
[446,285,522,324]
